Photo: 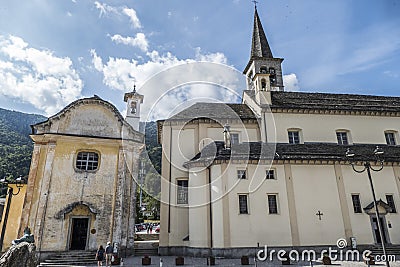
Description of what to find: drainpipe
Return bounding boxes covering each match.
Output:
[208,167,213,252]
[168,127,172,233]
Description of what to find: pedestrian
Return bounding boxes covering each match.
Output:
[149,223,153,234]
[96,245,105,266]
[105,241,113,267]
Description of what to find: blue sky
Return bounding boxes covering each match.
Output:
[0,0,399,119]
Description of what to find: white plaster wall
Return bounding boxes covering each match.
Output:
[210,165,225,248]
[268,113,400,144]
[225,164,292,247]
[291,165,345,246]
[189,168,209,247]
[341,165,400,244]
[207,127,259,143]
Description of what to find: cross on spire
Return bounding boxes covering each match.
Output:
[252,0,258,8]
[133,84,136,93]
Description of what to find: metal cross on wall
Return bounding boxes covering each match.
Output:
[316,210,323,220]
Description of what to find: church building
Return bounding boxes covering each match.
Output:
[10,91,144,255]
[158,8,400,256]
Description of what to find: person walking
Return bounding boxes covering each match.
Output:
[105,242,113,267]
[96,245,105,266]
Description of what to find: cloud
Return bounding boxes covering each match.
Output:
[109,33,148,52]
[283,73,299,91]
[90,49,240,120]
[94,1,119,18]
[122,8,141,29]
[195,47,227,64]
[94,2,141,29]
[0,35,83,116]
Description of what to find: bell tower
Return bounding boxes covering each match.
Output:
[124,85,144,132]
[243,7,284,104]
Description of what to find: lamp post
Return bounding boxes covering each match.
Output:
[0,175,24,252]
[345,146,390,267]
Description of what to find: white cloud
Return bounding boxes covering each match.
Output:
[122,8,141,29]
[110,33,148,52]
[90,49,103,71]
[195,47,227,64]
[90,49,242,120]
[283,73,299,91]
[94,1,119,18]
[94,2,142,29]
[0,35,83,116]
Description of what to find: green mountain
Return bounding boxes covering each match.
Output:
[0,108,47,182]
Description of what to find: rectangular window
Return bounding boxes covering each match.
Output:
[385,132,396,145]
[386,195,397,213]
[231,133,239,145]
[237,169,246,179]
[177,180,188,204]
[238,195,248,214]
[288,131,300,144]
[267,194,278,214]
[351,194,362,213]
[336,132,349,145]
[266,169,275,179]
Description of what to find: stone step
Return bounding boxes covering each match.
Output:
[44,258,97,263]
[39,251,97,267]
[39,263,95,267]
[368,245,400,257]
[135,233,159,241]
[134,248,159,256]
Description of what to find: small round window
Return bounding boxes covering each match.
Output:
[76,152,99,171]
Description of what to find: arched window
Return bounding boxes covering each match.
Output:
[260,66,268,74]
[130,101,137,114]
[261,79,267,90]
[76,151,99,171]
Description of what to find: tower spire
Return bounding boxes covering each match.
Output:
[251,8,273,59]
[252,0,258,9]
[243,6,284,91]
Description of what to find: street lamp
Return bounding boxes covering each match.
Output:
[345,146,390,267]
[0,175,24,252]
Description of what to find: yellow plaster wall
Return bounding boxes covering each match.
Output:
[0,184,27,251]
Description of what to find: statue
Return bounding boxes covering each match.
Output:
[12,227,35,245]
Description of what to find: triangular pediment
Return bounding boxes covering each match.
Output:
[364,199,392,215]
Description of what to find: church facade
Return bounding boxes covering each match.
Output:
[13,92,144,254]
[158,8,400,256]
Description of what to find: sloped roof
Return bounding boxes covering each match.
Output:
[167,102,257,121]
[32,95,125,129]
[184,141,400,167]
[31,95,144,142]
[270,91,400,113]
[250,8,273,59]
